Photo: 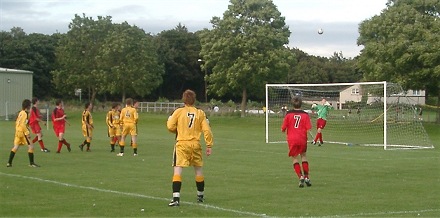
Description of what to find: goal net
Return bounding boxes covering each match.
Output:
[265,82,434,150]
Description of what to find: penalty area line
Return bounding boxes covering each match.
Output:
[0,172,273,218]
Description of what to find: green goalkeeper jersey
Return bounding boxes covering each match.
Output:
[312,104,333,120]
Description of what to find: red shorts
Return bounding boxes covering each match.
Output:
[30,122,42,134]
[287,141,307,157]
[53,125,65,136]
[316,118,327,129]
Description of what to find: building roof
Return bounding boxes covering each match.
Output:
[0,67,33,74]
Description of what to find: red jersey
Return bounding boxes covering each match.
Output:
[52,107,66,127]
[281,110,312,145]
[29,106,41,125]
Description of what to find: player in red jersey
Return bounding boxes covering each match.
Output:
[281,96,312,188]
[29,97,50,152]
[52,99,71,153]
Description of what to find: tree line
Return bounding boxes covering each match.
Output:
[0,0,438,120]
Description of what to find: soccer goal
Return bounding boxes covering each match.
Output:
[265,82,434,150]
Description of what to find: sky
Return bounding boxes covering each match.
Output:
[0,0,388,58]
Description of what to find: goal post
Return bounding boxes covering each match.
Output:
[265,82,434,150]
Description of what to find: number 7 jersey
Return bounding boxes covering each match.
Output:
[167,105,213,147]
[281,110,312,144]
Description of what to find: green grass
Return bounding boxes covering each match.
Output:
[1,112,439,217]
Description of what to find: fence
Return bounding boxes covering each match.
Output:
[138,102,183,113]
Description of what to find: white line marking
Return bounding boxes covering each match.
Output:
[2,172,438,217]
[0,172,273,217]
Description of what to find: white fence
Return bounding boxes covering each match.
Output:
[138,102,183,113]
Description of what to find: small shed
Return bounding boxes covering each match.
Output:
[0,67,33,120]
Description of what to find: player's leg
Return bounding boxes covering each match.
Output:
[59,129,71,151]
[118,134,126,156]
[169,166,183,206]
[36,131,49,152]
[313,127,321,144]
[85,128,92,152]
[300,153,311,187]
[7,144,20,167]
[292,155,305,188]
[130,124,138,156]
[32,135,39,143]
[27,137,39,167]
[131,135,138,156]
[109,128,115,152]
[194,166,205,202]
[318,120,327,144]
[313,119,321,145]
[79,126,86,151]
[56,129,63,153]
[31,123,39,144]
[192,145,205,203]
[86,136,92,151]
[33,124,48,152]
[289,143,303,178]
[117,130,127,156]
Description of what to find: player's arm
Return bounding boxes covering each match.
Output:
[201,112,213,148]
[119,109,125,125]
[281,116,288,132]
[106,111,114,128]
[200,111,213,156]
[87,113,94,129]
[166,110,178,133]
[323,101,333,109]
[134,109,139,124]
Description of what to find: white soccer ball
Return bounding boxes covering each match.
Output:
[343,115,345,119]
[318,28,323,35]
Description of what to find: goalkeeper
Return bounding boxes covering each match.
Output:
[311,98,333,146]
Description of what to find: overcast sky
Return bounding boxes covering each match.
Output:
[0,0,388,58]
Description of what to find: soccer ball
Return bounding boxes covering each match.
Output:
[318,28,323,35]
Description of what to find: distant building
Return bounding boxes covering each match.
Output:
[338,84,425,109]
[0,68,33,120]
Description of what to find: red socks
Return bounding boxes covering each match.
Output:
[293,163,302,178]
[293,162,310,179]
[314,133,323,143]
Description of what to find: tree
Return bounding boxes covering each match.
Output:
[0,28,58,98]
[155,24,202,100]
[52,14,113,104]
[287,49,360,84]
[357,0,440,122]
[199,0,293,117]
[97,22,164,102]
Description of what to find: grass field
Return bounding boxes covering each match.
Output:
[1,111,439,217]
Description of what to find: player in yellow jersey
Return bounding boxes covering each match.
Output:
[7,99,40,167]
[166,89,213,206]
[79,102,93,152]
[117,98,138,156]
[106,102,121,152]
[130,100,139,147]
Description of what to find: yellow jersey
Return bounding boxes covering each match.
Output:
[106,109,121,128]
[82,110,93,127]
[167,105,213,147]
[16,110,29,134]
[120,106,138,125]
